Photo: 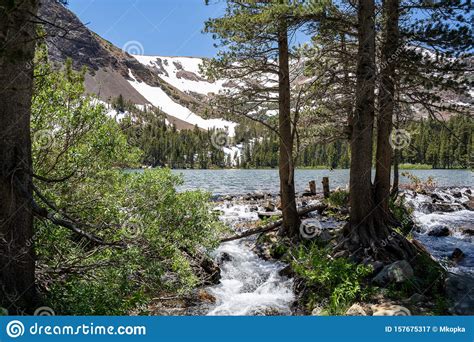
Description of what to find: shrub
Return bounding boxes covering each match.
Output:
[291,243,373,315]
[326,189,349,207]
[31,50,224,314]
[389,196,415,236]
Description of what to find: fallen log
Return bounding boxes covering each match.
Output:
[220,203,327,243]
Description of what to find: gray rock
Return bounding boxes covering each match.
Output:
[465,198,474,210]
[431,193,445,202]
[373,260,414,286]
[428,226,450,237]
[462,229,474,236]
[445,274,474,315]
[263,201,275,212]
[406,293,428,304]
[372,304,411,316]
[450,248,465,262]
[419,202,463,213]
[311,306,324,316]
[217,252,232,265]
[278,265,294,278]
[365,260,384,275]
[345,303,367,316]
[249,205,259,212]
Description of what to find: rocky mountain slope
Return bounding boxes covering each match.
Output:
[38,0,236,133]
[39,0,471,134]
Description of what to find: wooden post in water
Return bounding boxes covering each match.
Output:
[309,180,316,195]
[322,177,330,199]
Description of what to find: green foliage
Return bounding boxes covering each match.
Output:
[386,253,445,312]
[291,244,373,315]
[124,113,472,170]
[31,49,224,314]
[389,196,414,236]
[121,109,227,168]
[400,116,473,169]
[326,189,349,207]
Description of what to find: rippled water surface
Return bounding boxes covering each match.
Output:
[172,169,473,195]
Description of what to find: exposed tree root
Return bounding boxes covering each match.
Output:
[338,215,420,263]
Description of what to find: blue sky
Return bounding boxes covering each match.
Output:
[68,0,227,57]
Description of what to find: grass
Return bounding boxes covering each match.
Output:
[398,164,432,170]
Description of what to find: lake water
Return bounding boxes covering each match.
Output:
[171,169,473,195]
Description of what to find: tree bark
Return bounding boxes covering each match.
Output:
[391,147,400,198]
[277,19,300,238]
[0,0,39,313]
[349,0,376,228]
[344,0,415,262]
[374,0,399,217]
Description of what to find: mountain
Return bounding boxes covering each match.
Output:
[38,0,471,133]
[38,0,236,134]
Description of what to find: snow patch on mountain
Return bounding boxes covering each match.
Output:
[133,55,228,96]
[127,70,236,136]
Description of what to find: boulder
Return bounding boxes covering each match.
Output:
[464,198,474,211]
[445,274,474,315]
[372,304,411,316]
[217,252,232,265]
[200,257,221,284]
[421,202,463,213]
[253,191,265,200]
[428,226,450,237]
[362,259,384,275]
[373,260,414,286]
[197,289,216,303]
[345,303,367,316]
[406,293,428,305]
[462,229,474,236]
[450,248,465,263]
[263,201,275,212]
[431,193,445,202]
[249,205,259,212]
[278,265,294,278]
[311,306,324,316]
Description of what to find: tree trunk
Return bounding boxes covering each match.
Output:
[374,0,399,217]
[391,147,400,198]
[277,19,300,238]
[349,0,376,229]
[344,0,415,262]
[0,0,38,313]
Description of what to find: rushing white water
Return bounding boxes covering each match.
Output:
[204,186,473,315]
[405,187,474,276]
[206,203,295,316]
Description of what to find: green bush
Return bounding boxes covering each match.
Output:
[31,49,224,314]
[291,243,373,315]
[389,196,414,236]
[326,189,349,207]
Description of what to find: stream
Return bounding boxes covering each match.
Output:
[405,187,474,276]
[202,186,473,316]
[205,203,295,315]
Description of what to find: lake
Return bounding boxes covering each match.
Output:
[171,169,473,195]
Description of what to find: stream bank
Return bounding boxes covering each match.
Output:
[151,186,473,316]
